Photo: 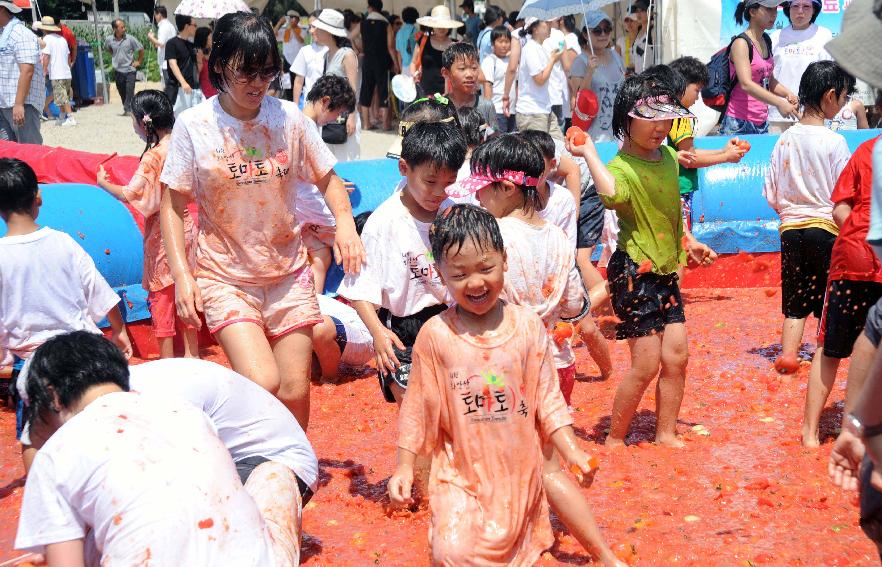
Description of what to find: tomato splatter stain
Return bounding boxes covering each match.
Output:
[636,259,652,274]
[113,514,122,525]
[198,518,214,529]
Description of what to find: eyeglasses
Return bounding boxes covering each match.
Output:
[225,65,279,84]
[591,26,612,34]
[789,2,814,11]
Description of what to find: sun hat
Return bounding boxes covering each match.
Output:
[447,169,540,199]
[571,89,599,131]
[35,16,62,33]
[0,1,22,14]
[286,10,298,17]
[826,0,882,89]
[628,96,695,121]
[584,10,612,30]
[417,6,465,29]
[313,9,347,37]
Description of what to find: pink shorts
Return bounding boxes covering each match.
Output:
[198,265,322,338]
[147,285,178,338]
[301,223,336,253]
[557,363,576,406]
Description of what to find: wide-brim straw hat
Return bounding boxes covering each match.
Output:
[417,6,464,29]
[313,9,347,38]
[826,0,882,89]
[36,15,62,32]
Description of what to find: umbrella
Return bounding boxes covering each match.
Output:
[519,0,621,55]
[174,0,251,19]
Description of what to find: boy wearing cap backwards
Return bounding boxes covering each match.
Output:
[568,71,714,447]
[337,121,466,404]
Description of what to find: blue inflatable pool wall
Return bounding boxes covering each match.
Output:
[2,129,880,324]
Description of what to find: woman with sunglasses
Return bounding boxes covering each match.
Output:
[569,11,624,142]
[767,0,834,133]
[160,11,364,431]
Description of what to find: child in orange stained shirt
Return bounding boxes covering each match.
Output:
[96,90,198,359]
[388,204,601,566]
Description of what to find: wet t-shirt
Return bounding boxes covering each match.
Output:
[601,145,686,275]
[160,96,336,285]
[497,217,584,368]
[15,392,275,565]
[398,304,572,566]
[123,137,196,292]
[336,191,451,317]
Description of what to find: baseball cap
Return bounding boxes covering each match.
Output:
[0,1,22,13]
[743,0,784,7]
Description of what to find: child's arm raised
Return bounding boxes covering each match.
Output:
[315,171,365,275]
[161,189,203,329]
[388,447,417,506]
[566,137,615,198]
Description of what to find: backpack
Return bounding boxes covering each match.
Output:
[702,32,772,114]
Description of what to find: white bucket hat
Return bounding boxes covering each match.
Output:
[826,0,882,89]
[0,1,22,13]
[313,9,347,38]
[416,6,464,29]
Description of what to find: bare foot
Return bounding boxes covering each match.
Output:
[801,429,820,449]
[655,435,685,448]
[605,436,626,448]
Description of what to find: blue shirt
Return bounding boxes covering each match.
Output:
[464,15,480,43]
[395,23,416,69]
[477,26,493,60]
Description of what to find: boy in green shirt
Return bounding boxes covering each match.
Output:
[568,69,714,448]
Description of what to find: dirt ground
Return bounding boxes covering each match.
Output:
[40,82,397,159]
[1,286,878,566]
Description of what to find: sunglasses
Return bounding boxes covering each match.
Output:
[226,65,279,84]
[591,25,612,34]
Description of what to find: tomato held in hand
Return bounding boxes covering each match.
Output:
[566,125,587,146]
[551,321,574,344]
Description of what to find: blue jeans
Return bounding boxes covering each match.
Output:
[719,114,768,136]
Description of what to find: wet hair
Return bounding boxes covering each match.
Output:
[456,106,486,148]
[154,5,167,18]
[470,134,544,213]
[483,5,502,26]
[354,211,372,235]
[612,69,684,140]
[430,203,504,264]
[174,14,193,32]
[209,11,282,94]
[491,25,511,45]
[669,56,708,89]
[783,1,821,23]
[131,90,175,158]
[400,96,461,131]
[25,331,131,432]
[643,64,687,98]
[0,157,39,214]
[402,6,419,24]
[519,129,555,160]
[195,26,212,53]
[401,121,467,172]
[799,60,856,116]
[442,41,479,70]
[307,74,356,112]
[368,0,383,11]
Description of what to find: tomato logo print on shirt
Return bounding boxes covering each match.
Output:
[449,370,525,423]
[217,145,291,186]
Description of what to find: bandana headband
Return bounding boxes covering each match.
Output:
[446,169,540,199]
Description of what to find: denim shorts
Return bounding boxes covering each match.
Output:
[719,115,768,136]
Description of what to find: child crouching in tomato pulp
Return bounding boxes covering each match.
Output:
[568,69,714,447]
[388,204,598,565]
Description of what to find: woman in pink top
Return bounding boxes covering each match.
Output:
[720,0,799,136]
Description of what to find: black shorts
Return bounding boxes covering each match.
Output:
[235,456,314,505]
[864,297,882,349]
[820,280,882,358]
[577,183,604,249]
[376,303,448,402]
[608,250,686,340]
[359,63,390,108]
[780,227,835,319]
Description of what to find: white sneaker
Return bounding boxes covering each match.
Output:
[61,117,77,127]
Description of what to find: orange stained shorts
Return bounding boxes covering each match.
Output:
[198,264,322,339]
